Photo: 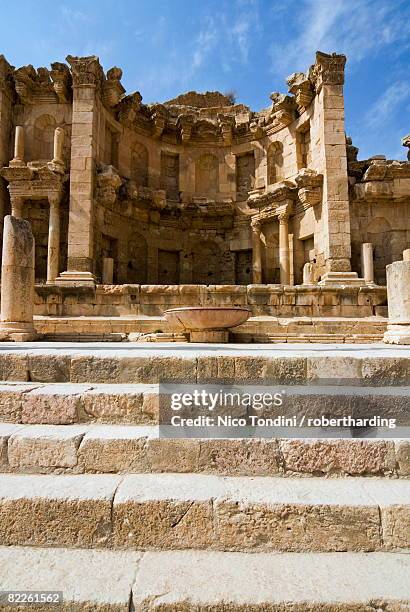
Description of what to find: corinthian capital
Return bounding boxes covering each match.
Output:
[66,55,104,89]
[308,51,346,92]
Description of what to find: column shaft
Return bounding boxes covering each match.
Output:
[47,200,60,284]
[252,224,262,283]
[279,215,290,285]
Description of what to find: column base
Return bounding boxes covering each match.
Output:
[54,271,96,287]
[383,324,410,345]
[190,330,229,343]
[318,272,366,287]
[0,321,40,342]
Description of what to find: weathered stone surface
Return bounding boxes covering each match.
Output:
[280,439,396,475]
[8,425,86,472]
[78,425,151,472]
[395,440,410,476]
[132,550,410,609]
[0,474,121,547]
[79,384,157,423]
[0,546,142,610]
[21,384,92,424]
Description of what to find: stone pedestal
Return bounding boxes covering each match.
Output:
[0,215,38,341]
[403,249,410,262]
[102,257,114,284]
[383,260,410,345]
[319,272,366,287]
[361,243,375,284]
[190,330,229,343]
[302,262,315,285]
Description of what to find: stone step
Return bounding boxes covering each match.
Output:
[0,473,408,552]
[1,423,408,477]
[0,381,409,426]
[0,547,408,611]
[0,343,408,385]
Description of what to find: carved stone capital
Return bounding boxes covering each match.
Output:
[66,55,104,89]
[277,204,290,224]
[251,217,262,232]
[309,51,346,92]
[268,93,296,128]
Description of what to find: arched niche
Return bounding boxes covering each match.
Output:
[267,141,284,185]
[195,153,219,194]
[131,142,148,186]
[192,240,221,284]
[31,114,56,161]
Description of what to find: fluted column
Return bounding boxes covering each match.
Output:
[251,219,262,284]
[278,208,290,285]
[47,195,60,284]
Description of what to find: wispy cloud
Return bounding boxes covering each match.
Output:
[60,5,91,25]
[269,0,410,75]
[365,81,410,129]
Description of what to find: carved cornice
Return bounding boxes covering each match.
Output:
[95,164,122,206]
[294,168,323,209]
[66,55,104,90]
[151,104,167,138]
[248,180,297,210]
[178,114,195,143]
[103,67,125,108]
[308,51,346,93]
[0,160,66,202]
[268,93,296,128]
[117,92,143,126]
[286,72,314,112]
[50,62,72,103]
[0,55,14,97]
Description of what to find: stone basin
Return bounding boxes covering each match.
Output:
[164,306,251,343]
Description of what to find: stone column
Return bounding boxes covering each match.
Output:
[278,208,290,285]
[361,243,374,284]
[10,195,24,219]
[46,195,60,284]
[102,257,114,284]
[56,55,103,286]
[383,261,410,345]
[52,127,65,166]
[311,52,357,282]
[0,56,14,242]
[10,126,26,168]
[0,215,38,341]
[251,219,262,283]
[403,249,410,262]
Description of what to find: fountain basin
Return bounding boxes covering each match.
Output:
[164,306,251,343]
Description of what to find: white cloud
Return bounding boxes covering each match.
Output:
[364,81,410,129]
[269,0,410,75]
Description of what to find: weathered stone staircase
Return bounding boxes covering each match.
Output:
[0,343,409,610]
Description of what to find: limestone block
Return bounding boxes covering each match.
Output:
[0,474,121,547]
[27,354,70,382]
[147,438,201,473]
[113,474,216,549]
[70,355,197,384]
[79,385,158,424]
[132,549,410,609]
[21,385,92,424]
[280,439,396,475]
[8,425,86,472]
[385,261,410,324]
[0,354,29,381]
[234,356,307,383]
[197,439,280,476]
[0,384,38,422]
[78,425,151,472]
[361,357,410,384]
[382,505,410,549]
[0,547,142,611]
[395,441,410,476]
[214,500,380,552]
[306,356,362,381]
[0,424,23,469]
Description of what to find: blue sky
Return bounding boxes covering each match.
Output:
[1,0,409,160]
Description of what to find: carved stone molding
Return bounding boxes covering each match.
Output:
[294,168,323,209]
[178,114,195,142]
[95,164,122,206]
[287,72,314,112]
[151,104,167,138]
[50,62,72,103]
[0,55,14,97]
[66,55,104,90]
[268,93,296,129]
[103,67,125,108]
[0,160,66,204]
[309,51,346,92]
[117,92,143,125]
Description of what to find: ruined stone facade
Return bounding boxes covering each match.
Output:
[0,51,409,324]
